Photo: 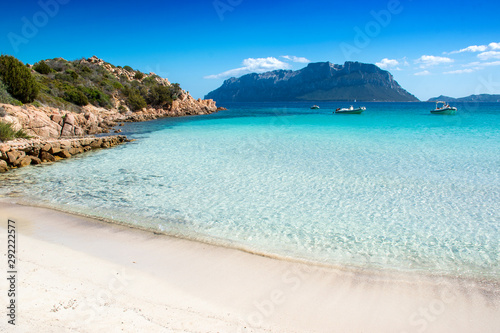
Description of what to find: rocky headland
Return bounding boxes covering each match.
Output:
[0,55,220,172]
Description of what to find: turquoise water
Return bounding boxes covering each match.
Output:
[1,102,499,278]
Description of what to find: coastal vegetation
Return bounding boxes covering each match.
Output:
[0,55,185,113]
[0,121,30,142]
[0,55,39,104]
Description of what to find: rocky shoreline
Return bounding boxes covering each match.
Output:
[0,135,130,173]
[0,97,223,174]
[0,55,226,173]
[0,98,219,139]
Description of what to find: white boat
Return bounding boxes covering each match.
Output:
[431,101,457,115]
[310,105,320,109]
[334,106,366,114]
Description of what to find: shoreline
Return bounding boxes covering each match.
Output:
[0,200,499,332]
[0,135,130,173]
[3,197,499,284]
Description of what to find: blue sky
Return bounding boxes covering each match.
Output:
[1,0,499,100]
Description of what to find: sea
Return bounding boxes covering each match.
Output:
[1,102,499,279]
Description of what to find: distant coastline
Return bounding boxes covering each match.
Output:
[427,94,500,103]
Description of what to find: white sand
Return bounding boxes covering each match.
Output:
[0,201,499,332]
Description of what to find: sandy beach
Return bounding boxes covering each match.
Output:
[0,200,498,332]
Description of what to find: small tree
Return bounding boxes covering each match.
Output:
[123,65,133,72]
[33,61,54,74]
[0,55,39,103]
[127,89,147,111]
[134,72,144,80]
[147,85,172,106]
[170,83,182,100]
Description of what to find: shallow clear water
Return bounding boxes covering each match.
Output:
[1,102,499,278]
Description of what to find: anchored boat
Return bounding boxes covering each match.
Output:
[310,105,320,109]
[334,106,366,114]
[431,101,457,115]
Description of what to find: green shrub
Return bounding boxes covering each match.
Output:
[118,105,127,113]
[64,89,88,106]
[78,65,92,74]
[134,72,144,80]
[32,101,41,107]
[123,65,133,72]
[170,83,182,100]
[147,85,173,106]
[33,61,54,74]
[127,89,147,111]
[81,87,111,107]
[131,80,141,88]
[142,76,157,86]
[112,81,123,89]
[66,70,78,80]
[0,121,30,142]
[0,55,39,103]
[0,79,22,106]
[55,72,77,82]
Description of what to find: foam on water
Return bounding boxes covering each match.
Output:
[1,102,499,278]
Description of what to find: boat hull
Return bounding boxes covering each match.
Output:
[430,107,457,115]
[335,107,365,114]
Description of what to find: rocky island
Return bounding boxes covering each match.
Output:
[205,61,419,102]
[0,55,219,172]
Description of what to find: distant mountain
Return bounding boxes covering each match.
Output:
[428,94,500,103]
[205,61,419,102]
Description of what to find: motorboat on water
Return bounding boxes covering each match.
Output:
[334,106,366,114]
[310,105,320,109]
[430,101,457,115]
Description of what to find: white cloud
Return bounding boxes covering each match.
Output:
[477,51,500,61]
[449,45,488,54]
[481,60,500,67]
[462,61,481,67]
[444,68,475,74]
[464,60,500,68]
[205,57,291,79]
[415,55,454,68]
[375,58,399,69]
[489,42,500,50]
[414,70,431,76]
[448,42,500,54]
[281,55,311,63]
